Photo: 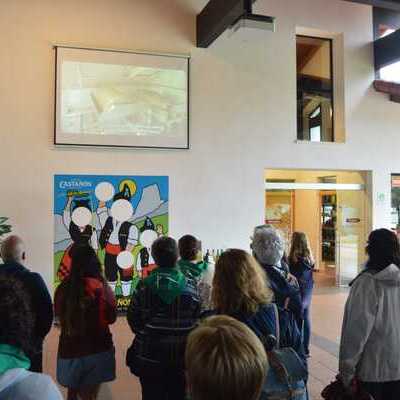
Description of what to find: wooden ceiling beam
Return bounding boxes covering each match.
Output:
[341,0,400,11]
[374,28,400,69]
[196,0,260,48]
[374,79,400,102]
[197,0,246,48]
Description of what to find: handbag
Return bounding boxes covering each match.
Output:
[260,304,308,400]
[321,377,374,400]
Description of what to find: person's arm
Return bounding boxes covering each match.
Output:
[102,282,117,325]
[199,263,215,310]
[97,201,109,228]
[339,275,378,387]
[54,285,62,320]
[62,196,73,228]
[127,281,146,333]
[29,273,54,339]
[127,225,139,251]
[283,276,303,320]
[90,228,98,250]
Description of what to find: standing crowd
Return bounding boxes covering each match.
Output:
[0,226,399,400]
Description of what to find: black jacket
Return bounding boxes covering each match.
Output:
[126,269,200,376]
[0,262,53,347]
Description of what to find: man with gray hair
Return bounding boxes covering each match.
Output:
[252,224,290,273]
[251,226,303,322]
[0,235,53,373]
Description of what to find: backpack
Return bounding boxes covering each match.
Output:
[260,304,308,400]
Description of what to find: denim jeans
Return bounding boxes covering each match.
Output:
[303,307,311,356]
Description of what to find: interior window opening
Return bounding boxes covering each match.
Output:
[296,35,334,142]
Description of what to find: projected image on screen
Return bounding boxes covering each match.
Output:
[62,62,186,136]
[55,47,189,149]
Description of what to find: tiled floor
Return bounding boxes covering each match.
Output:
[43,270,349,400]
[307,272,349,399]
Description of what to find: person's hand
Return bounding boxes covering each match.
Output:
[284,297,290,309]
[337,374,355,396]
[287,273,299,287]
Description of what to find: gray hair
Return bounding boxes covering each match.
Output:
[0,235,25,263]
[252,227,285,266]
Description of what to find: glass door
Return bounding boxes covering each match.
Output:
[336,190,367,287]
[265,190,294,252]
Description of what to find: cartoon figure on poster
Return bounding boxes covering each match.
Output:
[0,216,12,263]
[54,175,169,311]
[97,182,138,297]
[58,195,98,281]
[136,217,158,278]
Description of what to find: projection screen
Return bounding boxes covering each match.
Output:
[55,46,189,149]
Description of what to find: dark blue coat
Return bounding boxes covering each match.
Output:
[262,264,303,321]
[289,258,314,310]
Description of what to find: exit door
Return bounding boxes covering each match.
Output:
[265,179,369,287]
[336,190,366,286]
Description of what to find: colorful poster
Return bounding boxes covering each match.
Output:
[0,216,12,263]
[0,217,12,239]
[54,175,169,311]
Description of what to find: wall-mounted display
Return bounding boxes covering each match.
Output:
[55,46,189,149]
[54,174,169,312]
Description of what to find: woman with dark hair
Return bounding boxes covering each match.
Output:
[55,245,116,400]
[0,274,62,399]
[339,228,400,400]
[177,234,215,310]
[289,232,315,357]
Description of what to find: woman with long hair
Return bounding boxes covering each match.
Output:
[55,245,116,400]
[211,249,305,362]
[289,232,315,357]
[339,229,400,400]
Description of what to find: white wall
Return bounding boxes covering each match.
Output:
[0,0,397,291]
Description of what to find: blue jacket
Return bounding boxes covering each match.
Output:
[0,262,53,347]
[204,304,307,367]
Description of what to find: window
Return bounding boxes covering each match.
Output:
[297,36,334,142]
[391,174,400,230]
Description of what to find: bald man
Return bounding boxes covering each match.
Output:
[0,235,53,373]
